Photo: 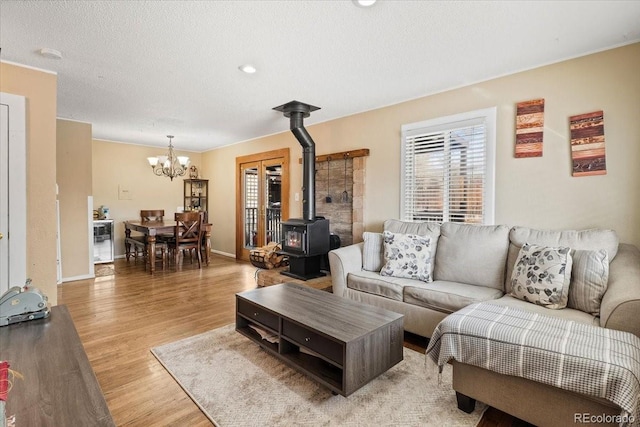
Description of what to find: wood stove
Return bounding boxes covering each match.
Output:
[273,101,331,280]
[281,218,330,256]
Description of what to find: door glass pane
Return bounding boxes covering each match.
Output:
[264,164,282,245]
[243,167,259,249]
[0,105,8,292]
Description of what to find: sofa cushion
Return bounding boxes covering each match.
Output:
[380,231,432,282]
[510,243,573,309]
[383,219,441,238]
[434,222,510,289]
[384,219,440,277]
[505,226,619,293]
[404,280,503,314]
[362,232,384,272]
[485,295,599,326]
[347,270,414,301]
[568,249,609,316]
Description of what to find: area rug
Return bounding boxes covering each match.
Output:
[151,324,486,426]
[94,263,115,277]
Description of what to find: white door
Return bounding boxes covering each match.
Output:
[0,93,27,293]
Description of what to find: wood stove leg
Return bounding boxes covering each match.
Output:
[456,392,476,413]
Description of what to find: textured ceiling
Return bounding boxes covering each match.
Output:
[1,0,639,152]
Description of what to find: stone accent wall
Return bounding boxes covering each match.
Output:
[315,156,366,247]
[315,157,353,246]
[352,156,365,244]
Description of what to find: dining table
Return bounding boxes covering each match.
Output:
[123,219,212,274]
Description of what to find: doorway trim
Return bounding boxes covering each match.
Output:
[0,92,27,292]
[235,148,290,260]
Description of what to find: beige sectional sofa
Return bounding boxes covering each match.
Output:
[328,220,640,426]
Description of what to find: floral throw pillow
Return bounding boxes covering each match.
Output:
[380,231,432,282]
[510,243,573,309]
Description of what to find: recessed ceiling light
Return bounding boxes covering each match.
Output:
[238,64,257,74]
[353,0,377,7]
[39,47,63,59]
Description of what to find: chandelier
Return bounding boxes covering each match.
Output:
[147,135,189,181]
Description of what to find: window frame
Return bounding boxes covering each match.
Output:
[400,107,497,225]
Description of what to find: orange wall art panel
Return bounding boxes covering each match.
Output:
[570,110,606,177]
[515,99,545,158]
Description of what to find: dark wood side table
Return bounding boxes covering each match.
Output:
[0,305,114,426]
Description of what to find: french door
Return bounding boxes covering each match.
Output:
[236,149,289,261]
[0,92,27,293]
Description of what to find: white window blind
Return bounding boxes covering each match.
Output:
[401,108,496,224]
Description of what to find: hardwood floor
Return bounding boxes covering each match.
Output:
[59,256,519,426]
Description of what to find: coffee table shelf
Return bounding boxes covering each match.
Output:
[236,313,344,392]
[236,283,404,396]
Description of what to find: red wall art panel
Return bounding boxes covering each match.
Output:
[570,110,606,177]
[515,99,545,158]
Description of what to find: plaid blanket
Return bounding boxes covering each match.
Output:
[426,302,640,425]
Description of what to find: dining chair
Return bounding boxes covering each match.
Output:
[197,211,209,264]
[168,211,203,269]
[140,210,164,222]
[141,209,174,241]
[177,211,209,265]
[127,209,168,269]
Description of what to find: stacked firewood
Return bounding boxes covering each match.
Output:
[250,242,287,269]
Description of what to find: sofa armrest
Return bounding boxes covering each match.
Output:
[599,243,640,337]
[328,243,364,297]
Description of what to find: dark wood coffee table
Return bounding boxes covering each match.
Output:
[236,282,404,396]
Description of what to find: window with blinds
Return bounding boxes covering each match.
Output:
[401,108,496,224]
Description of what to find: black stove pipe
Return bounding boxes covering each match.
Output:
[273,101,320,222]
[290,113,316,222]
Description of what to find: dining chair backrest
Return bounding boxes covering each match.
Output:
[141,210,165,222]
[174,211,202,246]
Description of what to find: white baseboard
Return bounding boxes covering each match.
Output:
[61,273,95,283]
[211,249,235,258]
[113,251,235,259]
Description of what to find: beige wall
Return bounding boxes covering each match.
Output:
[0,62,58,305]
[92,139,202,257]
[203,43,640,255]
[57,119,92,279]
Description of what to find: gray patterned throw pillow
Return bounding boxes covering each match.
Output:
[568,249,609,316]
[510,243,573,309]
[380,231,432,282]
[362,232,385,272]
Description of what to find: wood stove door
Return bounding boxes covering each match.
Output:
[236,149,290,261]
